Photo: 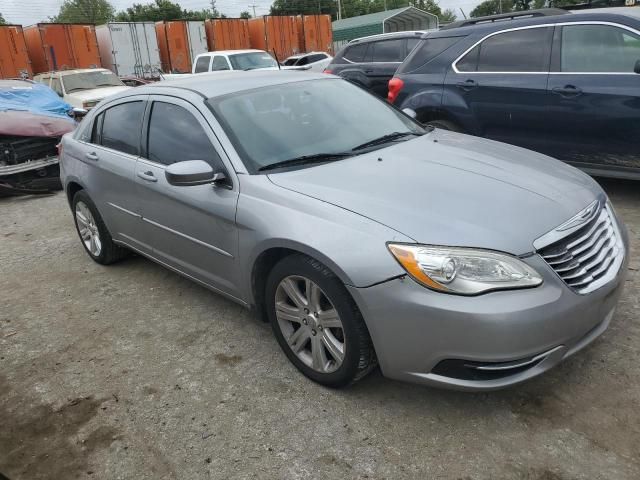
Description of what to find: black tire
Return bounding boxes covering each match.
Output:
[265,254,377,388]
[72,190,128,265]
[425,119,462,132]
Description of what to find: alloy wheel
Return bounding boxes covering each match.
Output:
[274,275,345,373]
[75,201,102,257]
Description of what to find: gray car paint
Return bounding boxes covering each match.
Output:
[60,71,628,390]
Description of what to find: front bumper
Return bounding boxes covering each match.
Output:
[347,252,628,391]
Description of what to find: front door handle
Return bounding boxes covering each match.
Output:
[137,170,157,182]
[456,79,478,91]
[552,85,583,97]
[85,152,98,161]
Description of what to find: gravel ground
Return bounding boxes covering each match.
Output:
[1,178,639,480]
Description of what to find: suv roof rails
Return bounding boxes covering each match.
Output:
[440,8,569,30]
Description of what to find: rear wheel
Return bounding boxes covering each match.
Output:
[265,254,377,388]
[425,119,462,132]
[72,190,127,265]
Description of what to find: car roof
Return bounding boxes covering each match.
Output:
[0,79,35,89]
[349,30,427,44]
[430,8,640,37]
[123,70,332,99]
[35,68,110,76]
[197,49,264,56]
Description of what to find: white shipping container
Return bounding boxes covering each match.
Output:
[96,22,161,78]
[186,21,208,65]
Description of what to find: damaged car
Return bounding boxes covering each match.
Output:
[0,79,77,196]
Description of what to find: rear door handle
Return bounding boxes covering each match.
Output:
[137,170,157,182]
[552,85,583,97]
[85,152,98,161]
[456,79,478,91]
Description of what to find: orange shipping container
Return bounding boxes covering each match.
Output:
[23,23,101,74]
[248,16,302,62]
[205,18,250,51]
[156,21,208,74]
[301,15,333,54]
[0,25,33,78]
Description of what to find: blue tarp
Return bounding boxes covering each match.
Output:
[0,81,73,120]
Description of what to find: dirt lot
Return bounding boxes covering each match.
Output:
[1,178,639,480]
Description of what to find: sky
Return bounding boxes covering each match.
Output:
[1,0,483,27]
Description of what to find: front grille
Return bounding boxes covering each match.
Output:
[538,204,623,294]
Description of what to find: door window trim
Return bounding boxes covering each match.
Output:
[451,21,640,75]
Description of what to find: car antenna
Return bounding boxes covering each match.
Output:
[272,49,281,70]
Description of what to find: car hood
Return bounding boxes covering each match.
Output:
[267,130,603,255]
[66,86,130,103]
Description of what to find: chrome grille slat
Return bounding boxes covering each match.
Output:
[537,203,623,294]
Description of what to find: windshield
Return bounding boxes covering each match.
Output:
[228,52,278,71]
[207,79,424,173]
[61,71,124,93]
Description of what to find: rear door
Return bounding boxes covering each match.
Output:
[444,26,553,151]
[135,95,241,297]
[546,22,640,176]
[75,96,147,250]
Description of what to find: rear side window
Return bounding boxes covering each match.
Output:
[194,56,210,73]
[212,56,230,71]
[369,39,405,62]
[296,56,310,66]
[147,102,223,168]
[100,101,145,155]
[457,27,552,72]
[406,37,421,54]
[399,36,462,73]
[343,43,368,62]
[560,24,640,72]
[308,54,327,63]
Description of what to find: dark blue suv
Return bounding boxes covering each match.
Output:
[390,8,640,179]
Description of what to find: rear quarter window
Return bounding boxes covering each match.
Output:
[397,36,463,73]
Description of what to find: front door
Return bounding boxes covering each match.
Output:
[134,96,241,298]
[443,26,553,152]
[546,22,640,177]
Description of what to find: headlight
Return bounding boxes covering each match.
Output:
[387,244,543,295]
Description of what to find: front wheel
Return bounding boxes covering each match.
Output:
[265,254,377,388]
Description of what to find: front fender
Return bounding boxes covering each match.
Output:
[236,175,411,304]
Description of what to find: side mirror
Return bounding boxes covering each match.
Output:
[69,107,88,119]
[402,108,417,119]
[635,60,640,74]
[165,160,215,186]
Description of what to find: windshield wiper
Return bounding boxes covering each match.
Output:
[351,132,422,151]
[258,152,353,172]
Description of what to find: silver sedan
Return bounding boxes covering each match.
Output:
[60,71,628,390]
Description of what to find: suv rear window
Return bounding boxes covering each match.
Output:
[457,27,552,72]
[398,36,462,73]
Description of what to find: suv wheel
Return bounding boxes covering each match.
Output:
[265,254,377,388]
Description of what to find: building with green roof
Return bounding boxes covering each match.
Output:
[332,7,439,50]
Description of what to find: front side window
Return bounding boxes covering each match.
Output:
[100,101,145,155]
[457,27,552,72]
[212,56,230,71]
[194,56,211,73]
[61,70,124,93]
[147,102,222,168]
[370,39,405,62]
[296,56,310,66]
[208,79,424,173]
[560,24,640,72]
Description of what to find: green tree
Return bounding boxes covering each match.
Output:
[52,0,115,24]
[239,10,252,18]
[470,0,515,17]
[440,8,457,23]
[115,0,182,21]
[0,12,6,25]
